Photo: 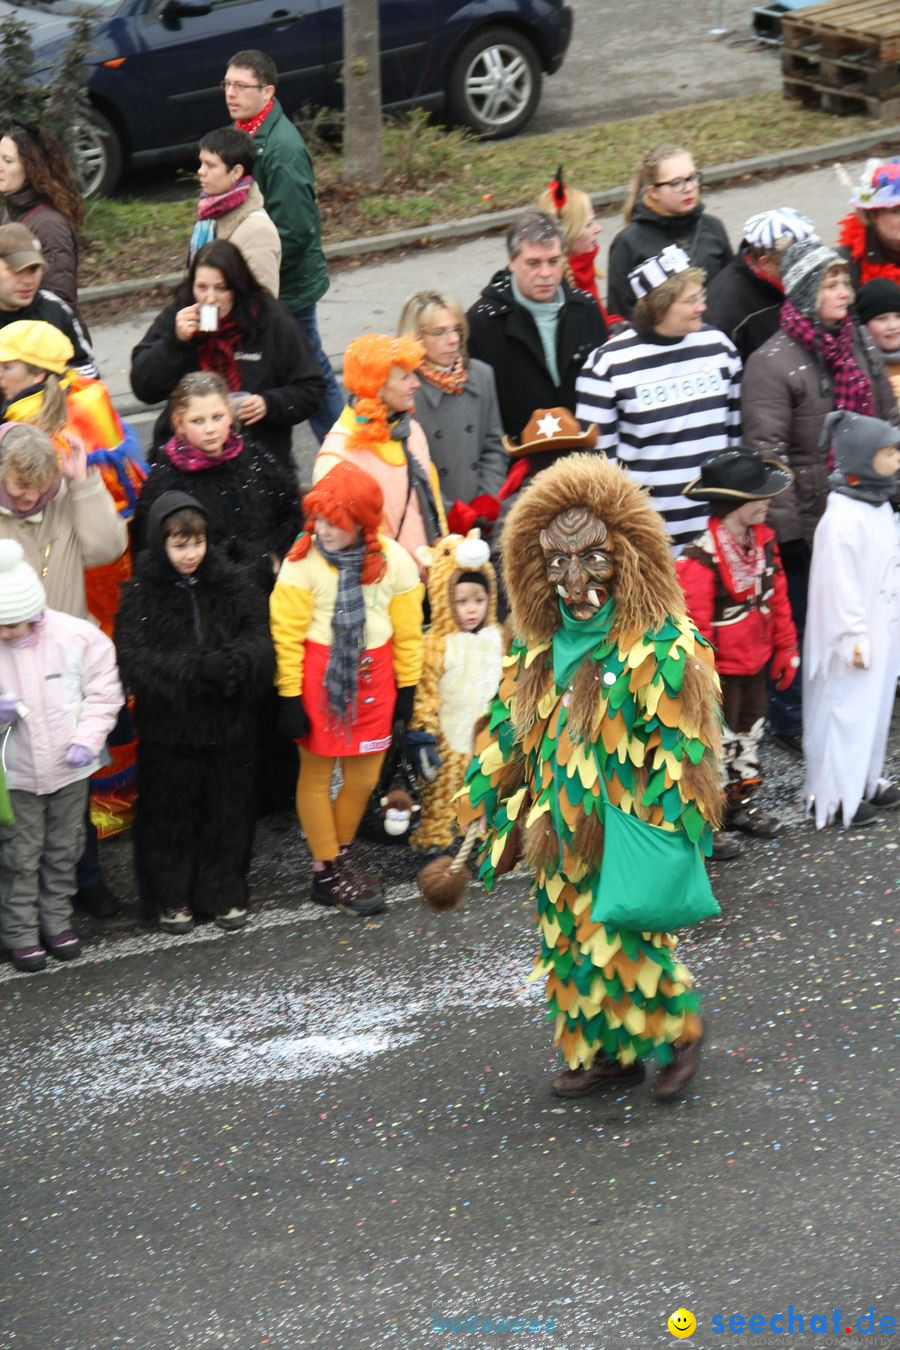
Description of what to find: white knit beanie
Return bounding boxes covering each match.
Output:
[0,539,46,624]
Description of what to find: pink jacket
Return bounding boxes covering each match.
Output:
[0,608,123,794]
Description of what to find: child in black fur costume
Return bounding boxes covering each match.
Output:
[115,490,274,934]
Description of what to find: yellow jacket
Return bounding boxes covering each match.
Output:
[269,533,424,697]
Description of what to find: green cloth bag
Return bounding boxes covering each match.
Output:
[590,759,719,932]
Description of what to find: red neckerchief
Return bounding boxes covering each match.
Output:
[744,250,784,293]
[709,518,766,602]
[234,98,274,137]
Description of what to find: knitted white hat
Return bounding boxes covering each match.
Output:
[742,206,817,251]
[0,539,46,624]
[628,244,691,300]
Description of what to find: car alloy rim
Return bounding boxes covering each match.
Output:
[464,43,533,128]
[71,120,108,198]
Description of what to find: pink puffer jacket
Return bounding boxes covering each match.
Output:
[0,608,123,795]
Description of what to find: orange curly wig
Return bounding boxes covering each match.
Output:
[289,461,387,584]
[342,332,424,450]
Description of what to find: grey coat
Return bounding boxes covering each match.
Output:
[413,358,508,507]
[742,325,898,545]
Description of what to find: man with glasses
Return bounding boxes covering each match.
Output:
[466,210,607,443]
[607,145,732,322]
[222,49,342,442]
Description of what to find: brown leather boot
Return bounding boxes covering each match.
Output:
[651,1037,703,1102]
[551,1059,645,1098]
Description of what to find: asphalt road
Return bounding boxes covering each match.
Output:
[1,720,897,1348]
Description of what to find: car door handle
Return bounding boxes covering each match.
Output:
[265,9,304,23]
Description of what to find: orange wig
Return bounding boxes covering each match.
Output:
[342,332,424,450]
[289,461,387,584]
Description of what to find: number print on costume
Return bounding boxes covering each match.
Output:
[634,368,725,409]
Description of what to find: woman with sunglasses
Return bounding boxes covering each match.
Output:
[397,291,507,517]
[0,122,85,323]
[607,144,732,321]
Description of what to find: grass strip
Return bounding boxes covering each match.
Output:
[81,90,877,287]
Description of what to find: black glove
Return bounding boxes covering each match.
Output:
[393,685,415,729]
[277,696,310,741]
[199,651,231,688]
[405,728,442,782]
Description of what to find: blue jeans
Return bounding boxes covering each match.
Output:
[768,550,809,735]
[293,304,344,443]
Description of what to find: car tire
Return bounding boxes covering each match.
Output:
[446,26,542,139]
[71,108,123,198]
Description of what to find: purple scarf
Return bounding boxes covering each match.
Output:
[164,431,245,473]
[0,478,61,518]
[780,301,874,416]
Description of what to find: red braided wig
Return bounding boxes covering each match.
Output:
[342,332,424,450]
[288,461,387,584]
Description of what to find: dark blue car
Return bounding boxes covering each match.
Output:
[3,0,573,194]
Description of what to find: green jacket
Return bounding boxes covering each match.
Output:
[249,100,329,311]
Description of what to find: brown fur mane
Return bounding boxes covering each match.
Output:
[501,454,684,644]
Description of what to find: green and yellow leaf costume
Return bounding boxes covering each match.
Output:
[457,455,723,1070]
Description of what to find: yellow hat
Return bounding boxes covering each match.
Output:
[0,320,74,375]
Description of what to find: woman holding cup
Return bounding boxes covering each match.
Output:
[130,239,325,468]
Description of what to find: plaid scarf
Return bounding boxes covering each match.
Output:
[780,301,874,416]
[196,313,245,392]
[317,539,368,736]
[420,356,467,395]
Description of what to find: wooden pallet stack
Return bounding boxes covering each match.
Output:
[781,0,900,118]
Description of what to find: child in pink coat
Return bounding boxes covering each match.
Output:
[0,540,123,972]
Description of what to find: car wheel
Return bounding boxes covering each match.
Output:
[71,108,123,198]
[447,26,542,139]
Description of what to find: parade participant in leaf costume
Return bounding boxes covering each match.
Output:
[456,453,723,1102]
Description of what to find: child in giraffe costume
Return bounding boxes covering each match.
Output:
[412,532,504,853]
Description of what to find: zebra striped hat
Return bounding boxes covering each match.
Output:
[742,207,817,251]
[627,244,691,300]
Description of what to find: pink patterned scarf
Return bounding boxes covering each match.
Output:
[780,301,874,416]
[165,431,245,473]
[197,176,254,222]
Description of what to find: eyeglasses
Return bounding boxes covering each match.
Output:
[220,79,264,92]
[422,325,464,339]
[654,171,702,191]
[677,289,707,308]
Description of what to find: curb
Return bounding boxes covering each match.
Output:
[82,123,900,305]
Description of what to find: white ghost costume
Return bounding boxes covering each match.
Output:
[803,492,900,827]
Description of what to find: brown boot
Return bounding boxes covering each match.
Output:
[651,1037,703,1102]
[337,848,384,903]
[551,1059,645,1098]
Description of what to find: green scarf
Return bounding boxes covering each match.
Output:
[551,595,616,688]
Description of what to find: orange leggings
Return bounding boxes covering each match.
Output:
[296,747,386,862]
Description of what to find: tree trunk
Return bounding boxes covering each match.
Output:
[342,0,383,184]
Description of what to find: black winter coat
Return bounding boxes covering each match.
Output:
[705,249,784,363]
[607,201,733,320]
[115,545,274,749]
[466,270,607,441]
[0,290,95,377]
[130,438,300,591]
[129,295,325,465]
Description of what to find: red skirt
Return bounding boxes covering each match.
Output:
[301,640,395,757]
